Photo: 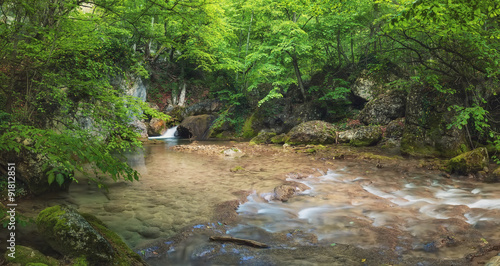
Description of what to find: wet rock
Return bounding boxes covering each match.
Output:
[337,126,383,146]
[447,147,489,175]
[385,118,405,139]
[223,148,244,158]
[147,118,167,136]
[286,120,336,145]
[139,227,161,239]
[3,245,59,266]
[36,205,115,263]
[270,134,289,144]
[401,86,468,157]
[486,166,500,182]
[177,114,217,140]
[358,90,406,125]
[250,131,277,145]
[273,185,297,202]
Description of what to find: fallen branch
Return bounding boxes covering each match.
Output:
[209,235,269,248]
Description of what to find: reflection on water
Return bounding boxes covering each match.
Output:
[16,142,500,261]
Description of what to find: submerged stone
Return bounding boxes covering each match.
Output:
[447,147,489,175]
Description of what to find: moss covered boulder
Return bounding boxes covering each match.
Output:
[271,134,290,144]
[4,245,58,266]
[285,120,336,145]
[36,205,145,265]
[337,126,383,146]
[446,148,489,175]
[401,86,468,157]
[250,131,276,145]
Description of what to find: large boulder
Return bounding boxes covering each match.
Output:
[351,71,377,102]
[401,86,468,157]
[358,90,406,125]
[286,120,336,145]
[36,205,145,265]
[447,148,489,175]
[337,126,383,146]
[177,114,217,140]
[182,99,222,117]
[36,205,114,263]
[385,118,405,139]
[147,118,167,136]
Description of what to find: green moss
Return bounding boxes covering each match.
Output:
[4,245,58,266]
[446,147,488,174]
[350,139,373,147]
[80,213,146,266]
[271,134,290,144]
[36,205,69,235]
[72,256,88,266]
[249,132,276,145]
[26,263,49,266]
[241,114,257,139]
[230,166,245,172]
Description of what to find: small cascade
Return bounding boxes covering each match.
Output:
[148,126,179,139]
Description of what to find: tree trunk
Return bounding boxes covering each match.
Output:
[290,53,306,101]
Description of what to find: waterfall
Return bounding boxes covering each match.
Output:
[148,126,179,139]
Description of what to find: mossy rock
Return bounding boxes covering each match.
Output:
[349,126,383,147]
[271,134,289,144]
[286,120,336,145]
[80,213,146,266]
[241,113,257,139]
[4,245,58,266]
[36,205,146,265]
[446,147,489,175]
[249,132,276,145]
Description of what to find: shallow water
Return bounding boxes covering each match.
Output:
[15,141,500,262]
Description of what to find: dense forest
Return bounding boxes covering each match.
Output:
[2,0,500,187]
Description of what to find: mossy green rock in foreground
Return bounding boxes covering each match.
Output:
[36,205,145,265]
[249,131,276,145]
[4,245,58,266]
[286,120,336,145]
[446,147,489,175]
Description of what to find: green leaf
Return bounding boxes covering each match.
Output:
[48,173,55,185]
[56,173,65,186]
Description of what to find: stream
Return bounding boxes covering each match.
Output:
[13,140,500,265]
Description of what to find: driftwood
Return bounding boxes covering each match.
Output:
[209,235,269,248]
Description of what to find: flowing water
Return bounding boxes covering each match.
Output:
[14,141,500,264]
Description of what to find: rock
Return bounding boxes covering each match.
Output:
[274,185,297,202]
[447,148,489,175]
[223,148,244,158]
[250,132,277,145]
[3,245,58,266]
[147,118,167,137]
[120,73,147,102]
[271,134,289,144]
[286,120,336,145]
[182,99,222,117]
[36,205,114,263]
[36,205,146,265]
[351,70,377,102]
[487,166,500,182]
[385,118,405,139]
[139,227,161,239]
[177,114,217,140]
[131,120,148,138]
[358,90,406,125]
[401,86,468,157]
[337,126,383,146]
[0,149,71,195]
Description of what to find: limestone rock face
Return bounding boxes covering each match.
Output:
[131,120,148,138]
[447,148,489,175]
[286,120,336,145]
[401,86,468,157]
[351,71,377,102]
[338,126,383,147]
[177,114,217,140]
[36,205,114,263]
[358,90,406,125]
[147,118,167,136]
